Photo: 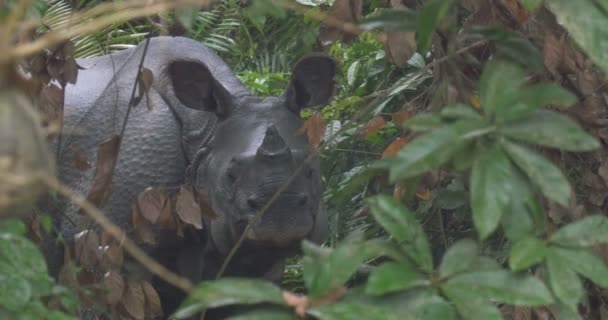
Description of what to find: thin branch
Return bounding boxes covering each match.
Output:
[42,174,194,293]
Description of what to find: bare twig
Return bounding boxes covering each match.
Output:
[42,174,194,293]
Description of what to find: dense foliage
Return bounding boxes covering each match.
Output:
[2,0,608,319]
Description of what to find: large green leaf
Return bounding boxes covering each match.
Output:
[439,239,478,279]
[226,308,296,320]
[500,110,600,152]
[547,0,608,74]
[417,0,455,50]
[443,270,554,306]
[308,300,400,320]
[548,247,608,287]
[386,119,484,181]
[439,104,483,121]
[469,27,543,72]
[500,83,577,121]
[479,60,526,116]
[173,278,283,319]
[549,215,608,247]
[0,273,31,311]
[470,146,519,239]
[501,140,571,207]
[302,238,369,298]
[366,262,430,295]
[367,196,433,272]
[546,251,584,310]
[509,237,547,272]
[442,286,502,320]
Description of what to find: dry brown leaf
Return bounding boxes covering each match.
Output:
[319,0,362,45]
[28,213,42,244]
[70,144,91,171]
[393,182,406,200]
[82,135,120,214]
[282,291,310,318]
[358,116,386,139]
[157,196,177,230]
[382,137,408,158]
[136,187,169,224]
[73,229,101,271]
[391,110,414,126]
[103,271,125,305]
[132,67,154,109]
[142,281,164,319]
[310,286,347,308]
[198,191,219,220]
[384,31,416,67]
[58,261,79,288]
[415,190,432,200]
[132,204,157,245]
[37,83,64,128]
[297,112,326,148]
[498,0,529,25]
[175,186,203,229]
[122,280,146,320]
[100,244,124,271]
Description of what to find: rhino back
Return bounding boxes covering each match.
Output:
[56,37,237,241]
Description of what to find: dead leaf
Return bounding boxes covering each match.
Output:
[384,31,416,67]
[416,190,432,200]
[103,271,125,305]
[310,286,347,308]
[358,116,386,138]
[469,94,481,110]
[198,191,219,220]
[297,112,326,148]
[498,0,529,25]
[136,187,169,224]
[37,83,64,128]
[73,229,101,271]
[132,204,157,245]
[393,182,406,200]
[319,0,362,45]
[58,260,79,288]
[122,280,146,320]
[382,137,408,158]
[28,214,42,244]
[175,186,203,229]
[391,110,414,126]
[70,144,91,171]
[82,135,120,214]
[282,291,310,318]
[543,33,563,76]
[132,67,154,109]
[100,244,124,271]
[142,281,164,319]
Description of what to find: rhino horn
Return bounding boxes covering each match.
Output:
[256,125,291,159]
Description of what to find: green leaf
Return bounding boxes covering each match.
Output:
[470,146,518,239]
[547,0,608,74]
[442,286,502,320]
[417,0,455,50]
[509,237,547,271]
[367,196,433,272]
[499,83,577,121]
[175,7,198,31]
[302,237,369,298]
[500,110,600,152]
[387,119,484,181]
[226,308,296,320]
[549,215,608,247]
[359,8,418,31]
[0,273,31,311]
[501,171,536,242]
[479,60,526,117]
[440,104,483,121]
[308,300,400,320]
[473,27,544,72]
[548,247,608,287]
[520,0,542,11]
[245,0,287,19]
[439,239,478,279]
[502,140,571,207]
[546,251,584,310]
[0,218,26,235]
[401,114,443,131]
[444,270,554,306]
[366,262,430,295]
[372,288,458,320]
[173,278,283,319]
[362,239,410,264]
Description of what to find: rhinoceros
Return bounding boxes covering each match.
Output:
[49,36,334,313]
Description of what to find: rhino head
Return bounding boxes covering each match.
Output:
[168,55,336,273]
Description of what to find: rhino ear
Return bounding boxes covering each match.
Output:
[169,60,233,118]
[285,54,337,113]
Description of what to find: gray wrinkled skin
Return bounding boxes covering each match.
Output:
[51,36,335,313]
